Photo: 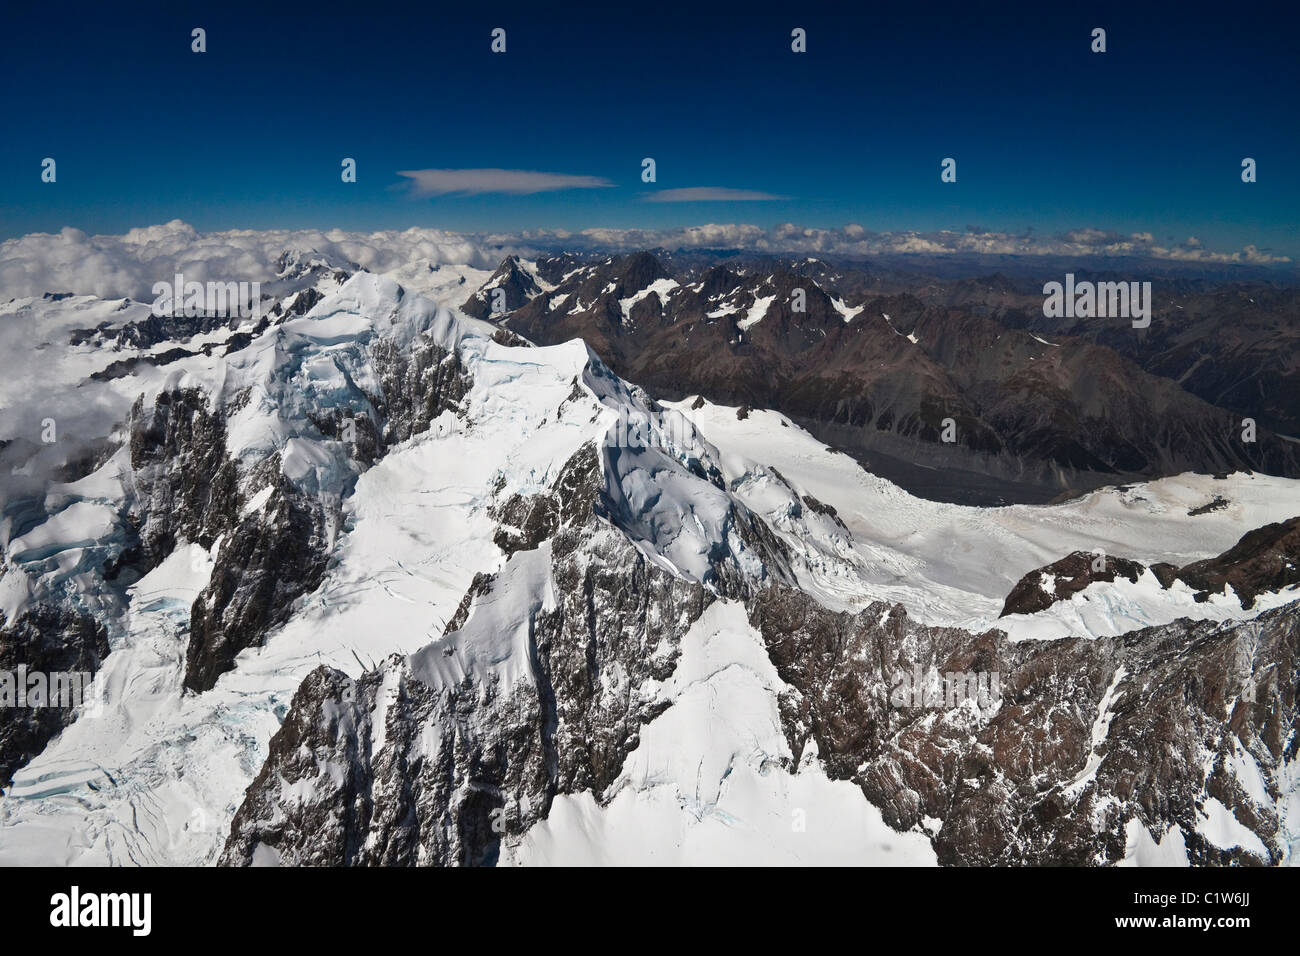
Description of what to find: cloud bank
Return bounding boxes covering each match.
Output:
[0,222,502,300]
[502,223,1290,265]
[0,220,1290,301]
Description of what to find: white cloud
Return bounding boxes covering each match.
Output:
[396,168,614,196]
[0,220,1290,303]
[0,220,512,300]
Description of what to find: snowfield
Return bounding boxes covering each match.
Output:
[665,399,1300,637]
[503,601,936,866]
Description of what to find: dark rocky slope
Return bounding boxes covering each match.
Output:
[1000,515,1300,616]
[751,589,1297,865]
[0,606,109,789]
[480,254,1300,504]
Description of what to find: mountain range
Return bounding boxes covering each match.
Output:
[466,252,1300,505]
[0,243,1297,866]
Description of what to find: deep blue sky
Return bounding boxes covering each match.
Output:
[2,1,1296,256]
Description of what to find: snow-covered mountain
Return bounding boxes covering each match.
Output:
[1,256,1298,866]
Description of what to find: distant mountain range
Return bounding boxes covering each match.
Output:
[467,252,1300,504]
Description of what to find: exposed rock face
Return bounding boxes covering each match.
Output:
[460,256,543,321]
[123,383,338,695]
[0,605,110,789]
[127,388,242,570]
[71,312,243,351]
[184,477,333,693]
[1001,551,1148,616]
[488,444,600,559]
[281,286,323,319]
[1178,516,1300,609]
[369,335,472,445]
[220,445,710,865]
[749,588,1299,865]
[999,516,1300,616]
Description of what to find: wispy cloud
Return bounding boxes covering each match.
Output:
[397,168,615,197]
[644,187,788,202]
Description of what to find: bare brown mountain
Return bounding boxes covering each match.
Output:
[1001,515,1300,616]
[472,253,1300,504]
